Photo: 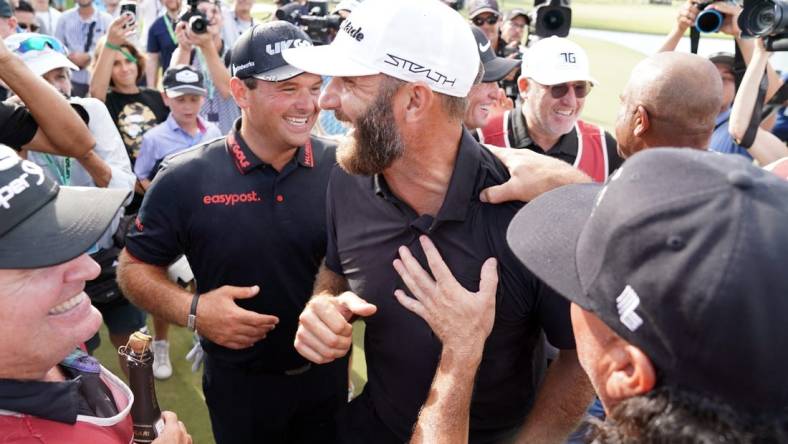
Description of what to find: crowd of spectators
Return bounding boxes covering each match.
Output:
[0,0,786,443]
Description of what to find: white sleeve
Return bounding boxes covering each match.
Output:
[78,98,136,195]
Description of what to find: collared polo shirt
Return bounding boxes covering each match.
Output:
[125,118,338,369]
[134,114,222,180]
[498,103,624,171]
[325,129,575,441]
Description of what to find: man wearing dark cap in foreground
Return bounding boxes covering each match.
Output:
[117,21,346,444]
[0,146,190,443]
[397,148,788,443]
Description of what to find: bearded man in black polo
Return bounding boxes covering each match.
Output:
[117,22,346,444]
[282,1,594,443]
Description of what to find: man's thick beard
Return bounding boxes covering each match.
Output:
[336,86,405,176]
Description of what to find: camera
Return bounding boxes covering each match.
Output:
[179,0,209,35]
[693,0,737,33]
[119,0,136,27]
[275,0,342,45]
[739,0,788,50]
[529,0,572,38]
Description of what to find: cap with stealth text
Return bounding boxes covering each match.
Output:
[472,26,519,83]
[282,0,480,98]
[163,64,207,97]
[521,36,597,86]
[230,21,313,82]
[468,0,500,18]
[0,146,130,269]
[506,148,788,415]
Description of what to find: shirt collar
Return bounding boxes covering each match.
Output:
[716,107,732,125]
[373,129,482,224]
[166,114,208,135]
[513,103,579,157]
[226,118,317,175]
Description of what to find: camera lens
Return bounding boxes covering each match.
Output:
[189,15,208,33]
[748,4,777,34]
[695,9,723,33]
[542,10,565,30]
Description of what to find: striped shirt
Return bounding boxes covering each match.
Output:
[55,7,113,85]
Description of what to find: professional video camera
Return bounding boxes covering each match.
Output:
[692,0,738,33]
[739,0,788,50]
[529,0,571,38]
[275,0,342,45]
[179,0,209,34]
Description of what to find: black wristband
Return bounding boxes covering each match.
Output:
[187,292,200,332]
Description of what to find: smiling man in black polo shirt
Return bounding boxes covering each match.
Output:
[116,22,347,444]
[282,1,593,443]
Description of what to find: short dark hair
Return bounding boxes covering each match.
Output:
[15,0,34,13]
[242,77,258,90]
[588,386,788,443]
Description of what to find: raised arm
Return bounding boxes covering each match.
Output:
[89,15,133,102]
[658,0,698,53]
[729,39,788,165]
[0,43,94,157]
[392,236,497,444]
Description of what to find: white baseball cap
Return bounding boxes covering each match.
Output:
[5,33,78,78]
[282,0,480,98]
[520,36,598,86]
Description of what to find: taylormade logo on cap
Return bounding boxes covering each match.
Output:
[281,0,480,98]
[175,70,199,83]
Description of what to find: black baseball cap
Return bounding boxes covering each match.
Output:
[230,21,313,82]
[468,0,500,18]
[506,148,788,414]
[163,65,207,97]
[471,26,519,82]
[0,0,12,18]
[0,147,130,269]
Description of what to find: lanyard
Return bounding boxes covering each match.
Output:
[43,154,71,185]
[163,14,178,46]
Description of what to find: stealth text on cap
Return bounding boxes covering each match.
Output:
[266,39,312,55]
[342,21,364,42]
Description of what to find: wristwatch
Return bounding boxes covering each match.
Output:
[187,292,200,332]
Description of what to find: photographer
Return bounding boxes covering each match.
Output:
[501,8,528,50]
[170,0,239,134]
[468,0,504,56]
[658,0,782,161]
[728,38,788,164]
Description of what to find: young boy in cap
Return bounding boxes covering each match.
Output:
[397,148,788,443]
[135,64,221,190]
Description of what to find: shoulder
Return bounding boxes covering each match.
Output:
[477,141,511,188]
[157,136,225,179]
[100,12,113,23]
[142,120,169,141]
[309,135,338,163]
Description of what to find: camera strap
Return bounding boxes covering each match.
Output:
[163,14,178,46]
[739,67,768,149]
[690,27,700,54]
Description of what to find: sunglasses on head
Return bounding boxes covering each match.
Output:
[472,15,499,26]
[544,81,592,99]
[13,35,66,55]
[18,22,40,32]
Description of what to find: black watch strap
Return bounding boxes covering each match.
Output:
[187,292,200,332]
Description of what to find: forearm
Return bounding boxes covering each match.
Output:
[730,47,769,141]
[657,25,685,53]
[201,45,231,98]
[410,348,483,444]
[0,55,94,156]
[117,249,193,326]
[748,130,788,165]
[171,45,191,69]
[313,263,349,297]
[77,151,113,187]
[515,350,595,444]
[89,47,115,102]
[146,53,160,88]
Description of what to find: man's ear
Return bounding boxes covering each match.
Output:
[229,77,249,109]
[633,105,651,138]
[604,343,656,402]
[517,76,529,99]
[401,82,435,124]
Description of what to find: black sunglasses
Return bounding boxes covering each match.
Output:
[472,15,498,26]
[18,22,40,32]
[545,81,592,99]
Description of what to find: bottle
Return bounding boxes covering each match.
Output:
[121,331,164,443]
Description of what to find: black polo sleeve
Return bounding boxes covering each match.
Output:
[324,168,344,276]
[124,161,187,266]
[537,280,575,350]
[605,131,624,172]
[0,102,38,150]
